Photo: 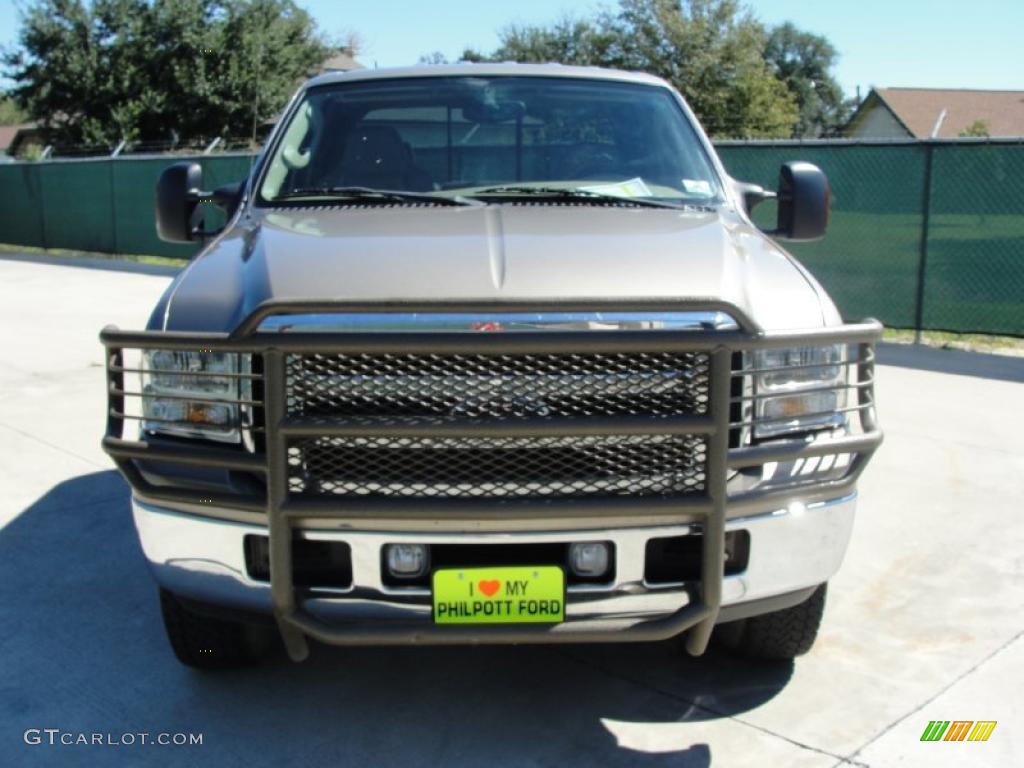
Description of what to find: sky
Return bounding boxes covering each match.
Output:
[1,0,1022,98]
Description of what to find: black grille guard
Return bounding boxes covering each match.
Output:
[100,299,883,660]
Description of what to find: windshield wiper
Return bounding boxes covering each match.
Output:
[471,186,689,209]
[273,186,481,206]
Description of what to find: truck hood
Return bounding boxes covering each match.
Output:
[156,204,834,333]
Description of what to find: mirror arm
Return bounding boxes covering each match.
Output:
[751,188,778,210]
[209,181,244,213]
[733,181,777,215]
[185,184,242,239]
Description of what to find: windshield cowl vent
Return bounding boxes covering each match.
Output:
[270,202,450,212]
[506,201,717,213]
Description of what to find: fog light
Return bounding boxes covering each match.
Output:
[569,542,610,578]
[385,544,429,578]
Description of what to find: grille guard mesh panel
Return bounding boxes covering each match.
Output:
[287,434,708,500]
[285,351,711,421]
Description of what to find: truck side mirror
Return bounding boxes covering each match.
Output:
[773,161,830,241]
[155,162,204,243]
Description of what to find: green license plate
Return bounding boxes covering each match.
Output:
[432,565,565,624]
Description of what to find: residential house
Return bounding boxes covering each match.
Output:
[845,88,1024,138]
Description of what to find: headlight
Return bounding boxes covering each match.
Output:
[142,351,248,443]
[753,345,846,438]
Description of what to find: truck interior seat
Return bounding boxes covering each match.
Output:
[338,125,433,192]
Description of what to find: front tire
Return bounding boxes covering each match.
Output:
[719,583,828,661]
[159,589,257,669]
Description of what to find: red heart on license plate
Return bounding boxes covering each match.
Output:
[478,579,501,597]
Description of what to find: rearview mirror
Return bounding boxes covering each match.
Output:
[155,162,203,243]
[462,100,526,124]
[773,161,830,241]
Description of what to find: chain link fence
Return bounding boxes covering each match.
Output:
[11,136,262,161]
[0,153,256,259]
[0,139,1021,335]
[717,138,1024,336]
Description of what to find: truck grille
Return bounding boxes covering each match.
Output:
[284,351,710,501]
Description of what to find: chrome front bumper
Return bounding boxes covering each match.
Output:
[134,492,856,632]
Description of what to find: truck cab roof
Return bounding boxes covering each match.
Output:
[306,62,672,90]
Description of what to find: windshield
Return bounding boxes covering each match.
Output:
[258,76,724,205]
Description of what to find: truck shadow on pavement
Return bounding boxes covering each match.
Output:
[877,341,1024,383]
[0,251,182,278]
[0,470,796,767]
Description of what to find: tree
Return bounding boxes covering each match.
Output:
[475,1,798,139]
[459,48,488,63]
[614,0,798,138]
[3,0,330,148]
[959,119,990,138]
[491,16,618,65]
[764,22,851,137]
[0,94,28,125]
[418,51,449,65]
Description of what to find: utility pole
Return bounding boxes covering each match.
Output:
[251,30,264,145]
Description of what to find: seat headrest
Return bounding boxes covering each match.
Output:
[341,126,409,179]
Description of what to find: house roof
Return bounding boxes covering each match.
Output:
[319,51,364,72]
[0,123,38,154]
[0,125,19,152]
[866,88,1024,138]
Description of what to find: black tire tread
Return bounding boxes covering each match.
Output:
[159,589,253,669]
[734,583,827,661]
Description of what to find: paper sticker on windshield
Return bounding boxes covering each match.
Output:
[682,179,714,197]
[579,177,653,199]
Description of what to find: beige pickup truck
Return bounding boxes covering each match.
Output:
[101,63,882,668]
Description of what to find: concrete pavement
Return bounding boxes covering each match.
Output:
[0,256,1020,767]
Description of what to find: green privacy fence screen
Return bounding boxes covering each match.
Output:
[715,139,1024,336]
[0,153,256,260]
[0,141,1021,335]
